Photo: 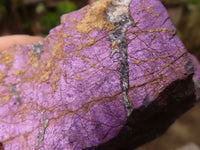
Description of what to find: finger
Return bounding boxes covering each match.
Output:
[0,35,43,52]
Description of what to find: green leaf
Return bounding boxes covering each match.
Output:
[41,12,59,34]
[36,3,46,14]
[188,0,199,5]
[0,4,6,21]
[57,1,78,15]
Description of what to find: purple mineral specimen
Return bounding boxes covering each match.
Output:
[0,0,199,150]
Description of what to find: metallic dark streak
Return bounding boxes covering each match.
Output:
[104,0,135,118]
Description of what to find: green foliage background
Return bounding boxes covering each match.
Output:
[41,1,78,34]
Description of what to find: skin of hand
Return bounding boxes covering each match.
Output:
[0,35,43,52]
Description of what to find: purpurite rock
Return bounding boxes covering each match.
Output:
[0,0,199,150]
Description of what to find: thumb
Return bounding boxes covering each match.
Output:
[0,35,43,52]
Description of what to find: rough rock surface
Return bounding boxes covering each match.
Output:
[0,0,199,150]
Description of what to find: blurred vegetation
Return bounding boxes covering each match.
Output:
[0,0,88,35]
[0,0,199,149]
[0,1,6,21]
[188,0,200,9]
[40,1,78,33]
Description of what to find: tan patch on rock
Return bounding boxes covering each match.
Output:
[76,0,115,33]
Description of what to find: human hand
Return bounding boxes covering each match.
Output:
[0,35,43,52]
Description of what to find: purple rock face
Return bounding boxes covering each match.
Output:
[0,0,199,150]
